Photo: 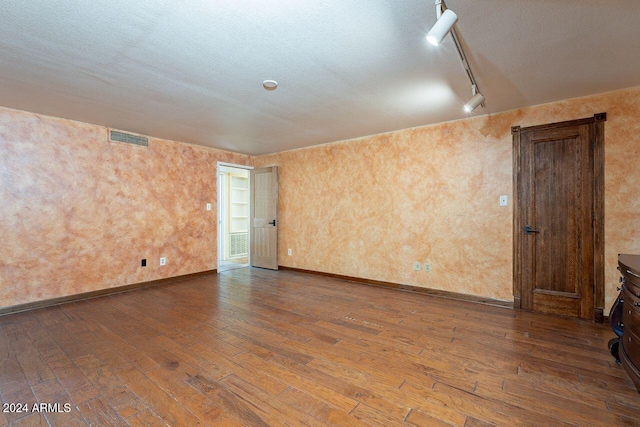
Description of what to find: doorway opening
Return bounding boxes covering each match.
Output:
[217,163,252,273]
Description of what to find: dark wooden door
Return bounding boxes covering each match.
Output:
[513,114,605,320]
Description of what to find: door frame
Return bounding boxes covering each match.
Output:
[511,113,606,322]
[216,162,253,273]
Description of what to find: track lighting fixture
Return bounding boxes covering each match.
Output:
[426,9,458,47]
[464,92,485,113]
[427,0,485,113]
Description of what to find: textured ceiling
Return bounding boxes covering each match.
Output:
[1,0,640,155]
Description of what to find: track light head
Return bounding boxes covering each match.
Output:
[426,9,458,46]
[463,93,485,112]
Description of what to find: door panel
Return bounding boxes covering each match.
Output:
[250,167,278,270]
[514,115,604,320]
[532,132,584,297]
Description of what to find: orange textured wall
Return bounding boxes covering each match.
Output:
[0,107,250,309]
[255,87,640,312]
[2,87,639,313]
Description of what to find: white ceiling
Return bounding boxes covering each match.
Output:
[1,0,639,155]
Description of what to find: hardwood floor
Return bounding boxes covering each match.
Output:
[0,267,638,426]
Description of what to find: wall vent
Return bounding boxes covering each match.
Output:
[109,130,148,147]
[229,232,249,258]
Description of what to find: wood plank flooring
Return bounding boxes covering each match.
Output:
[0,268,638,426]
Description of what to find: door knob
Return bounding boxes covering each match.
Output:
[268,219,277,226]
[524,225,539,234]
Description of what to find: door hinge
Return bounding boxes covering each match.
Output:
[590,139,595,150]
[592,211,596,222]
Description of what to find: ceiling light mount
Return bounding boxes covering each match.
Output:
[427,0,485,112]
[262,80,278,91]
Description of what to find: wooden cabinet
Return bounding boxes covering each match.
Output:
[616,254,640,391]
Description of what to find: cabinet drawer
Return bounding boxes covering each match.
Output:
[622,328,640,369]
[620,255,640,290]
[623,269,640,289]
[623,285,640,310]
[621,344,640,391]
[622,295,640,339]
[622,286,640,360]
[625,275,640,297]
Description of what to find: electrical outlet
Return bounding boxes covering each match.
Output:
[141,259,146,267]
[160,257,166,266]
[414,261,421,271]
[287,248,292,256]
[424,263,431,272]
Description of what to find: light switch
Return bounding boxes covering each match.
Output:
[206,203,212,211]
[499,195,508,207]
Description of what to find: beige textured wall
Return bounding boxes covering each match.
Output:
[0,107,250,309]
[255,87,640,312]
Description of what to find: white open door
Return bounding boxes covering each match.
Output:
[250,166,278,270]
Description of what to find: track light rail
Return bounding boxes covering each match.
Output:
[433,0,485,110]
